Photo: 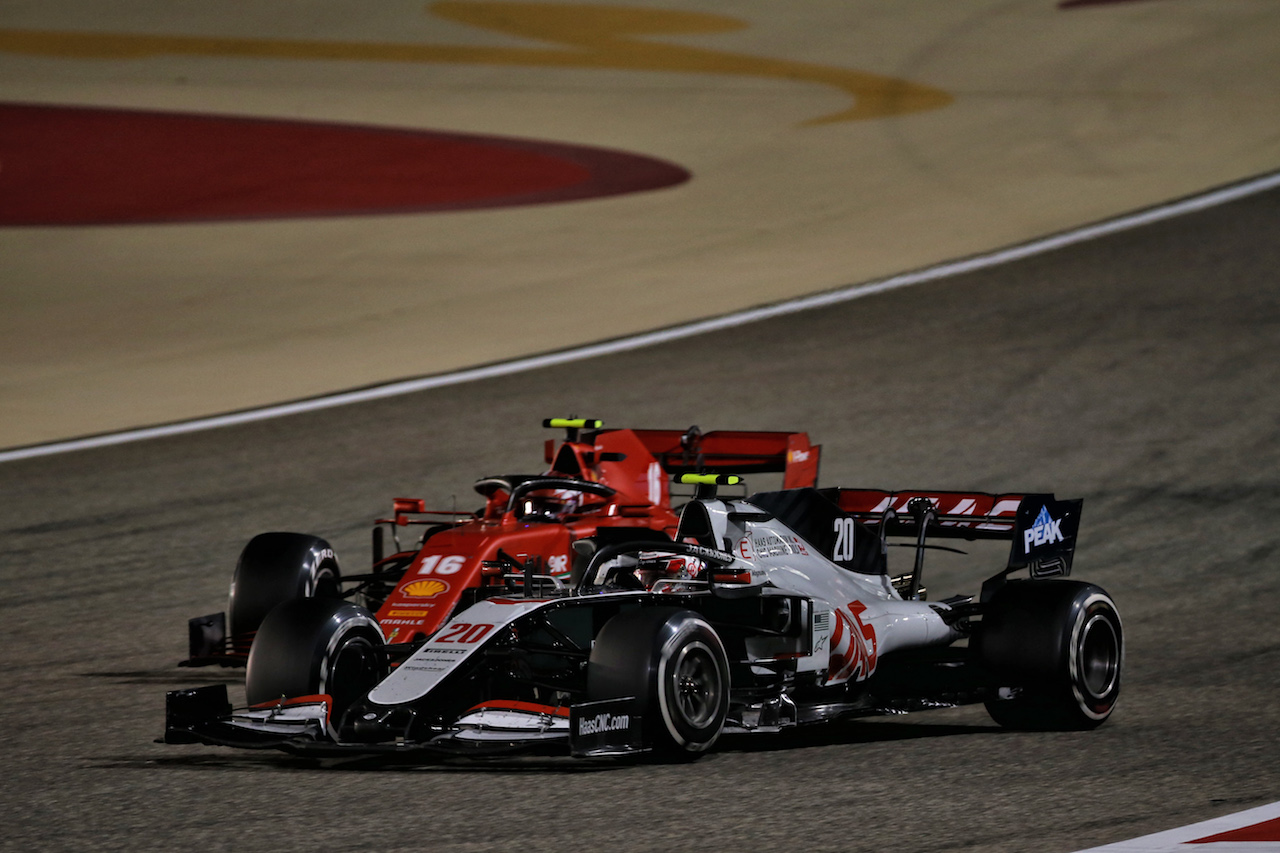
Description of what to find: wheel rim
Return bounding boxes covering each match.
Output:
[326,636,381,710]
[1079,613,1119,698]
[670,642,721,728]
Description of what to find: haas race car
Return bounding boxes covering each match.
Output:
[165,465,1123,759]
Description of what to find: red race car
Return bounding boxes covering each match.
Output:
[183,420,819,705]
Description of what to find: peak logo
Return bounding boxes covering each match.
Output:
[1024,506,1065,553]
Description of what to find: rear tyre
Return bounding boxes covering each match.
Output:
[229,533,341,640]
[245,598,387,718]
[588,607,729,756]
[976,580,1123,730]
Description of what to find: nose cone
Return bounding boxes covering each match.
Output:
[338,697,419,744]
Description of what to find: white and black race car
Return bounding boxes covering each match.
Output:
[163,475,1122,759]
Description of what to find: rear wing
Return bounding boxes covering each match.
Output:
[627,428,820,489]
[831,489,1027,540]
[825,488,1083,575]
[752,488,1083,585]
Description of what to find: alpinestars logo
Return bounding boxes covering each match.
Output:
[1024,505,1064,553]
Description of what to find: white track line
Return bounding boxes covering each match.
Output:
[1072,800,1280,851]
[4,168,1279,464]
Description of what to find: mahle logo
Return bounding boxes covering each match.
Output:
[1024,506,1065,553]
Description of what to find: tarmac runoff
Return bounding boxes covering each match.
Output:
[3,165,1279,465]
[2,1,1279,451]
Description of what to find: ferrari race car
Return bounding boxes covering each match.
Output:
[182,420,821,681]
[164,473,1124,759]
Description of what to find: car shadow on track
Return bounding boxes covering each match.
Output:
[98,719,1002,776]
[716,718,1002,754]
[82,669,243,685]
[96,752,628,775]
[88,669,1001,774]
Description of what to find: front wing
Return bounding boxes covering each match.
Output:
[162,685,650,758]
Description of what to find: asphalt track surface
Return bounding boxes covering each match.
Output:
[2,181,1278,852]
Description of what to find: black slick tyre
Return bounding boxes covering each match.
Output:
[228,533,341,640]
[245,597,387,718]
[588,607,729,757]
[976,580,1123,730]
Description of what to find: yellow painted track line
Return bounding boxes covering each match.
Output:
[0,1,951,125]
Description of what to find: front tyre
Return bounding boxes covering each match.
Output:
[976,580,1123,730]
[588,607,729,756]
[229,532,341,641]
[245,598,387,718]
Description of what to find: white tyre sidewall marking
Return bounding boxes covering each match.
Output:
[655,619,723,751]
[1068,592,1122,720]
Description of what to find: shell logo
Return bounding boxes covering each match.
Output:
[403,579,450,598]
